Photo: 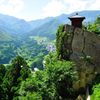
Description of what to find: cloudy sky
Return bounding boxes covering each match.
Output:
[0,0,100,21]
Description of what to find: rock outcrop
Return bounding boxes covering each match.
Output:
[56,24,100,89]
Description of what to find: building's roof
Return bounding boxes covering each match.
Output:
[68,13,85,19]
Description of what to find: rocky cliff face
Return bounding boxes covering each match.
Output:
[56,24,100,89]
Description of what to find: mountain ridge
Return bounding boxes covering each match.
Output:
[0,10,100,39]
[28,10,100,39]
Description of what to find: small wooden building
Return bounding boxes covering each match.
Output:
[68,13,85,28]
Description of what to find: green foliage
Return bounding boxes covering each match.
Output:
[87,23,99,34]
[0,64,6,84]
[56,25,64,59]
[0,41,16,64]
[91,84,100,100]
[0,36,48,69]
[89,74,100,98]
[46,60,78,99]
[44,52,58,66]
[94,74,100,85]
[15,39,48,69]
[1,56,31,100]
[45,53,78,99]
[56,25,73,60]
[86,16,100,35]
[31,52,45,70]
[17,71,46,99]
[1,13,100,100]
[0,64,6,99]
[18,52,78,100]
[18,92,42,100]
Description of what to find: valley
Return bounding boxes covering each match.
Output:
[0,10,100,69]
[0,10,100,100]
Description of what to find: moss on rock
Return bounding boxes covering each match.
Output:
[56,24,74,60]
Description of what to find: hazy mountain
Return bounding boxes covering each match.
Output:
[28,10,100,39]
[0,10,100,39]
[0,13,32,34]
[0,10,100,65]
[29,17,54,29]
[77,10,100,22]
[0,31,13,41]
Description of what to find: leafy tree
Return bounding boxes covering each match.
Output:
[0,36,48,70]
[18,52,78,100]
[18,92,42,100]
[91,84,100,100]
[0,64,6,84]
[95,16,100,24]
[2,56,31,100]
[0,64,6,100]
[86,16,100,35]
[56,24,73,60]
[87,23,99,34]
[16,71,44,100]
[11,56,31,81]
[46,60,78,99]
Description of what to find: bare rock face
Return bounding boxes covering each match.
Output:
[70,26,100,71]
[56,24,100,89]
[57,24,100,70]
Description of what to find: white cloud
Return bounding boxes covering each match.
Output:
[42,0,100,18]
[0,0,99,20]
[0,0,24,15]
[88,0,100,10]
[0,0,4,4]
[63,0,96,13]
[42,0,66,17]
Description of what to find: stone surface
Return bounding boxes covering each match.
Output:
[60,24,100,68]
[56,24,100,89]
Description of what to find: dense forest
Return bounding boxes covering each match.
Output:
[0,14,100,100]
[0,37,49,69]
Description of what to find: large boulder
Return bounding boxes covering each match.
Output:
[56,24,100,89]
